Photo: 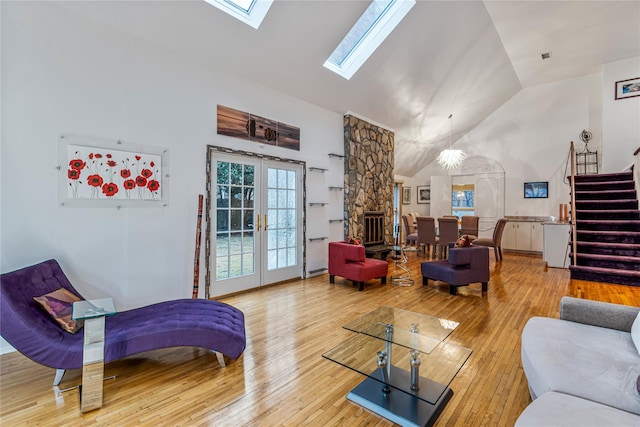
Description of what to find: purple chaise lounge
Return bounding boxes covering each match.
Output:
[0,259,246,385]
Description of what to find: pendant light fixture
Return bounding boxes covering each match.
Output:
[437,114,466,170]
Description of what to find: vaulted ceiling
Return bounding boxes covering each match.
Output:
[57,1,640,176]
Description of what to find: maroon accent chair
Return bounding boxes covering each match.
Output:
[328,242,388,291]
[421,246,490,295]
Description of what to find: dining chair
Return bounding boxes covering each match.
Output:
[402,214,418,247]
[460,215,480,241]
[437,217,459,259]
[416,216,436,258]
[472,218,508,261]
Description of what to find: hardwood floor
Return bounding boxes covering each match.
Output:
[2,251,639,426]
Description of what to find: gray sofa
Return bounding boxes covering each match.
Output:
[517,296,640,426]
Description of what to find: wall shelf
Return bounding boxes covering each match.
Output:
[309,237,328,242]
[308,267,328,275]
[309,202,328,206]
[309,167,328,173]
[329,219,344,223]
[328,186,343,191]
[328,153,344,159]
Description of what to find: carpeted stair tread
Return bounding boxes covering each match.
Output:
[576,220,640,231]
[572,172,633,182]
[569,252,640,270]
[570,265,640,286]
[575,209,640,220]
[575,199,638,210]
[574,189,637,200]
[576,230,640,244]
[574,180,635,191]
[575,241,640,255]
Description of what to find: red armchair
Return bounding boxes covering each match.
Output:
[328,242,389,291]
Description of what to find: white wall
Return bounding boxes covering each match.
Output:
[412,72,603,219]
[602,56,640,173]
[394,174,430,218]
[1,1,342,323]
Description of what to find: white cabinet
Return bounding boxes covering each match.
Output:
[543,222,571,268]
[503,221,543,253]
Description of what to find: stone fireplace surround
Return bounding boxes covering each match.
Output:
[343,115,394,245]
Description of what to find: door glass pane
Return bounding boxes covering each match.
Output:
[242,231,254,252]
[287,170,296,189]
[216,233,229,256]
[266,167,297,271]
[217,185,229,207]
[230,163,243,185]
[215,160,255,281]
[217,162,230,185]
[268,168,277,188]
[231,186,242,207]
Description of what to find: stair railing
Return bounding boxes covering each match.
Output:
[634,147,640,198]
[570,141,577,266]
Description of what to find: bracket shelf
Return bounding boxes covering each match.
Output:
[328,153,344,159]
[309,237,329,242]
[309,202,328,206]
[328,187,343,191]
[329,219,344,223]
[309,167,328,173]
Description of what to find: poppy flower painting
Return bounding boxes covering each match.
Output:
[64,140,163,202]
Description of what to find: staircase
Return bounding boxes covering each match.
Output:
[569,171,640,286]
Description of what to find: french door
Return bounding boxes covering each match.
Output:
[210,153,303,297]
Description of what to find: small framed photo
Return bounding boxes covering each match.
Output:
[402,186,411,205]
[615,77,640,100]
[417,185,431,204]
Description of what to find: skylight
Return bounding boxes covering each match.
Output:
[324,0,415,80]
[204,0,273,29]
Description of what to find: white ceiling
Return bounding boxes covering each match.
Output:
[57,0,640,176]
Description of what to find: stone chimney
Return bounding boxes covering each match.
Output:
[343,115,394,244]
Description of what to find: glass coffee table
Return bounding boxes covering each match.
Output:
[323,306,471,427]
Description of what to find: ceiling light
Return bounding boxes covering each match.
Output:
[437,114,466,170]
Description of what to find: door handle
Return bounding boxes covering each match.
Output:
[264,214,268,230]
[256,214,261,232]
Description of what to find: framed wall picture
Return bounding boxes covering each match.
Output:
[58,134,169,208]
[417,185,431,204]
[402,186,411,204]
[615,77,640,100]
[524,182,548,199]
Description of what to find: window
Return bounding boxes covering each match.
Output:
[323,0,416,80]
[452,184,474,218]
[204,0,273,29]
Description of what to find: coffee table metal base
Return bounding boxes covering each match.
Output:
[346,367,453,427]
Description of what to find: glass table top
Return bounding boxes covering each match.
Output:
[323,306,472,404]
[344,306,459,347]
[72,298,117,320]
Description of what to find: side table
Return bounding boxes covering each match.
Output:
[72,298,117,412]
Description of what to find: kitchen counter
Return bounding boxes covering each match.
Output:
[505,216,553,222]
